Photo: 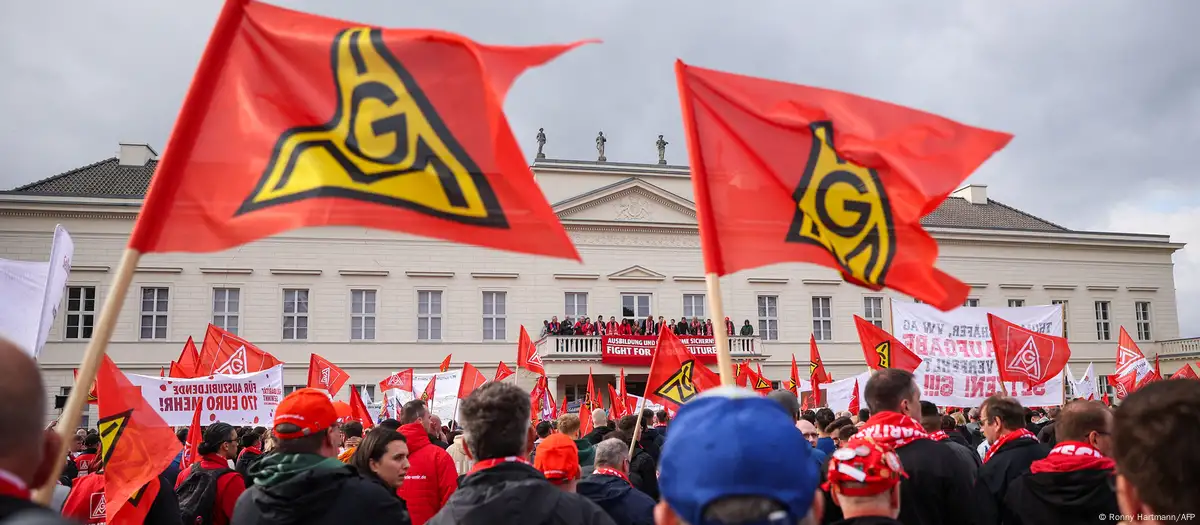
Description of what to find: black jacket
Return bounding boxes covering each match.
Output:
[1004,465,1118,525]
[576,473,655,525]
[426,462,615,525]
[974,436,1048,525]
[583,426,610,446]
[0,497,74,525]
[1036,421,1058,447]
[637,427,662,462]
[830,518,905,525]
[893,439,976,525]
[944,434,982,481]
[626,447,659,501]
[234,450,262,487]
[231,461,409,525]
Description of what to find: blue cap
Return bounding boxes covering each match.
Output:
[659,386,819,525]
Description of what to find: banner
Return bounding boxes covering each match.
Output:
[126,365,284,426]
[892,303,1065,407]
[0,225,73,357]
[382,370,463,424]
[601,335,718,366]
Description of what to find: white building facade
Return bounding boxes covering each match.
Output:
[1,144,1190,424]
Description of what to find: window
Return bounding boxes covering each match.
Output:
[565,292,588,318]
[964,298,980,308]
[283,289,309,340]
[65,286,96,340]
[351,289,377,341]
[1095,301,1112,341]
[212,288,240,335]
[139,287,169,340]
[757,295,778,341]
[1052,300,1068,338]
[683,294,706,319]
[283,385,305,395]
[483,291,507,341]
[862,297,884,328]
[350,383,377,401]
[418,290,443,341]
[1007,299,1025,308]
[621,293,652,320]
[812,297,832,341]
[1135,301,1152,341]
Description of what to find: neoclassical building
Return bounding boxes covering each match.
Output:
[1,142,1190,424]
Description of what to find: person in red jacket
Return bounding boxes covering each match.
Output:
[397,400,458,525]
[175,422,245,525]
[73,434,100,478]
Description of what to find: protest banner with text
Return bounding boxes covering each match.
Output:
[601,335,718,366]
[126,365,284,426]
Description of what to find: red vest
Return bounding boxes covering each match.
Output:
[74,452,98,478]
[62,473,107,524]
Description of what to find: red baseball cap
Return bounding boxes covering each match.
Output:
[533,433,580,482]
[824,437,907,497]
[274,388,339,440]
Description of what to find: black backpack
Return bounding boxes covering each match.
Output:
[176,464,234,525]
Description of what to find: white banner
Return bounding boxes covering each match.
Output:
[127,365,284,426]
[892,303,1065,407]
[382,370,463,424]
[0,225,73,357]
[823,371,874,413]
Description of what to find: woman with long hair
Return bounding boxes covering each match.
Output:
[350,428,413,523]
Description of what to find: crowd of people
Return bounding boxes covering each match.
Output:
[541,315,757,338]
[0,337,1198,525]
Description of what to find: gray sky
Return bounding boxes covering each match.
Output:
[2,1,1198,336]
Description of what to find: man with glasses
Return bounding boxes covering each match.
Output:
[972,395,1049,525]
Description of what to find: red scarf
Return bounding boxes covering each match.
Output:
[0,469,29,500]
[930,430,949,442]
[606,321,617,333]
[853,411,929,449]
[470,456,529,474]
[238,446,262,460]
[983,428,1037,463]
[594,467,631,485]
[1029,441,1116,474]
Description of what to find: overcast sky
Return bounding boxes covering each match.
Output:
[2,1,1198,336]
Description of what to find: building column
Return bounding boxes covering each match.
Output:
[547,374,559,402]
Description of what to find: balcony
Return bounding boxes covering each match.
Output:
[537,335,763,360]
[1157,337,1200,359]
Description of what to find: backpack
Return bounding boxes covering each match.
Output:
[176,464,234,525]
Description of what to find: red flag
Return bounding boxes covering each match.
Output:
[786,354,801,394]
[494,362,514,382]
[72,369,99,405]
[168,361,188,379]
[1101,389,1111,406]
[987,314,1071,387]
[173,336,201,377]
[439,354,453,373]
[125,0,587,261]
[578,392,594,436]
[1170,364,1198,380]
[544,381,558,420]
[159,366,165,378]
[739,363,773,394]
[378,369,414,393]
[420,377,437,404]
[675,61,1011,310]
[1113,327,1155,398]
[349,387,375,429]
[854,315,923,372]
[95,356,182,523]
[645,326,720,408]
[559,396,568,418]
[517,326,546,375]
[585,368,597,413]
[458,362,488,398]
[810,335,832,384]
[307,353,349,396]
[529,375,546,422]
[180,401,203,471]
[198,324,283,376]
[607,384,627,419]
[847,379,861,415]
[734,361,750,388]
[1153,355,1163,381]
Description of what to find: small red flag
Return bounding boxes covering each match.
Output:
[438,354,453,373]
[180,401,203,471]
[786,354,801,394]
[517,326,546,376]
[126,0,587,261]
[420,377,437,405]
[307,353,349,397]
[198,324,283,376]
[854,315,923,372]
[494,362,514,382]
[1113,328,1155,399]
[1170,364,1198,380]
[675,60,1011,310]
[458,362,488,399]
[378,369,414,393]
[1153,355,1163,382]
[529,375,547,422]
[578,389,594,436]
[72,369,99,405]
[847,379,861,415]
[810,335,832,384]
[173,336,201,378]
[987,314,1071,387]
[645,327,720,408]
[168,361,188,379]
[349,387,375,429]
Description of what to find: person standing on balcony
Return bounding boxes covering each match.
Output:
[605,316,618,335]
[725,317,735,336]
[675,318,689,335]
[541,320,552,338]
[656,316,667,335]
[689,317,702,335]
[549,316,561,335]
[704,319,714,336]
[740,320,754,336]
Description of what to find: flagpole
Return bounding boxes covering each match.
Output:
[34,248,142,504]
[705,273,735,386]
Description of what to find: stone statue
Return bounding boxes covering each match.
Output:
[596,131,607,162]
[656,134,668,164]
[536,128,547,159]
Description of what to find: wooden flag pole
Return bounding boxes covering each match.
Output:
[628,395,649,458]
[34,248,142,504]
[705,273,735,386]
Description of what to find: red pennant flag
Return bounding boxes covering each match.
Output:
[197,324,283,376]
[458,362,488,399]
[1153,355,1163,381]
[349,387,375,429]
[95,356,182,522]
[847,379,861,415]
[494,362,514,382]
[379,369,414,393]
[173,336,201,378]
[786,354,801,394]
[585,368,597,413]
[125,0,588,261]
[159,366,165,378]
[559,396,568,419]
[578,390,594,436]
[645,326,720,408]
[438,354,453,373]
[810,335,832,384]
[1171,364,1198,380]
[168,361,188,379]
[517,326,546,376]
[854,315,923,372]
[307,353,349,397]
[180,401,203,471]
[607,384,627,419]
[675,61,1011,311]
[738,363,773,394]
[1113,328,1155,399]
[420,377,437,405]
[72,369,99,405]
[987,314,1071,387]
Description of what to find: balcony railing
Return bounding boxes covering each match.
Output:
[1158,337,1200,357]
[537,335,762,359]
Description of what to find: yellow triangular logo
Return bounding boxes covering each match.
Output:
[236,28,507,228]
[809,360,821,377]
[97,409,132,467]
[874,341,892,368]
[653,360,698,405]
[786,121,895,286]
[754,377,771,390]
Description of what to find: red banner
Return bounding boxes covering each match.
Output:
[601,335,719,366]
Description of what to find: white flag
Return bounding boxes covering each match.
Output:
[0,225,73,357]
[1075,363,1099,401]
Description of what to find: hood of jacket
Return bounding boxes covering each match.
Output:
[441,462,564,524]
[399,422,435,454]
[576,474,631,505]
[1025,465,1116,508]
[946,432,971,448]
[245,453,357,525]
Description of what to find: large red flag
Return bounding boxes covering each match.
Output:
[645,326,720,408]
[494,362,514,382]
[607,384,627,419]
[517,326,546,375]
[125,0,587,261]
[1113,327,1155,399]
[95,356,182,523]
[180,401,203,471]
[307,353,349,397]
[379,369,414,393]
[349,387,376,429]
[854,315,923,372]
[458,362,488,398]
[197,324,283,376]
[987,314,1071,387]
[172,336,201,378]
[675,61,1011,310]
[1170,364,1198,380]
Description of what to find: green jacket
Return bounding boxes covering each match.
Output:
[574,438,596,476]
